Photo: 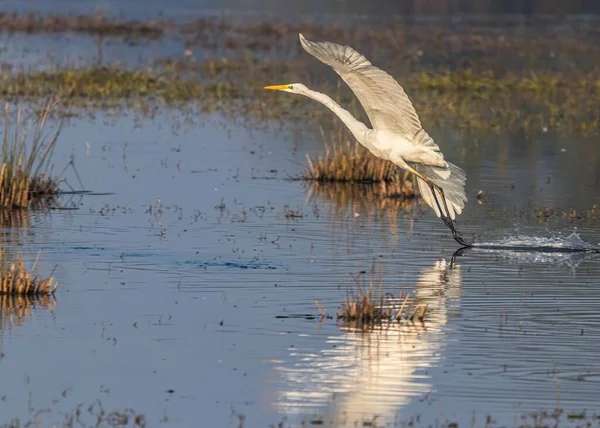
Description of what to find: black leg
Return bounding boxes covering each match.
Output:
[427,182,471,248]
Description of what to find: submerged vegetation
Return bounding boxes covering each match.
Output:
[281,408,600,428]
[336,259,428,328]
[0,101,62,209]
[3,397,147,427]
[0,249,58,296]
[534,205,600,223]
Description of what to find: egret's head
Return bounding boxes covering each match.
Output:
[264,83,307,94]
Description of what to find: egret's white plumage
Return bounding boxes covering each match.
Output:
[265,33,467,221]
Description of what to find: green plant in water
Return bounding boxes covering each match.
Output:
[0,99,62,208]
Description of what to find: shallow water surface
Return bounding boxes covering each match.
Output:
[0,108,599,426]
[2,10,600,424]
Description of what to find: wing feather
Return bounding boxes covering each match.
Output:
[299,33,422,139]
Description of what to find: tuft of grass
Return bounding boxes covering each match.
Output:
[337,259,428,328]
[302,138,416,194]
[0,249,58,295]
[0,100,62,209]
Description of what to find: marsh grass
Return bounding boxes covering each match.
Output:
[6,59,600,136]
[0,100,62,209]
[303,139,409,185]
[0,11,166,39]
[337,259,428,328]
[2,67,237,104]
[0,249,58,296]
[301,125,417,195]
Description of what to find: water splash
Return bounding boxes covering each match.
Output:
[456,232,600,270]
[471,232,600,253]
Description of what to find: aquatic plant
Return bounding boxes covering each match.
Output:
[0,249,58,295]
[0,100,62,209]
[288,407,596,427]
[2,14,600,137]
[337,259,428,328]
[1,68,230,104]
[5,57,600,136]
[534,204,600,223]
[302,136,416,189]
[3,397,147,427]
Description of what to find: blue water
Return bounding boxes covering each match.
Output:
[1,10,600,426]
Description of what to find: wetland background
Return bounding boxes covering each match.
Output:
[2,0,600,426]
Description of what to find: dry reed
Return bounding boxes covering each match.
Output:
[0,248,58,295]
[0,100,62,209]
[337,259,428,328]
[303,138,415,193]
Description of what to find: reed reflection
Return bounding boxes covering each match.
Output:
[305,181,424,238]
[271,258,462,423]
[0,294,57,332]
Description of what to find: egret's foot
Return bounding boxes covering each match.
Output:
[439,215,471,248]
[452,228,471,247]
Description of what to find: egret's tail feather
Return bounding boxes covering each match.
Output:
[414,162,467,220]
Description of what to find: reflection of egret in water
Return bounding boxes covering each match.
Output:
[271,259,461,424]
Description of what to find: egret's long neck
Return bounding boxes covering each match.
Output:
[301,89,369,144]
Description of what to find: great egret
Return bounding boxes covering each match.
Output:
[265,34,468,244]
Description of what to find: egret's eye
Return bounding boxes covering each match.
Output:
[288,85,294,90]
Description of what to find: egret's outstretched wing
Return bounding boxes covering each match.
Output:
[299,33,421,139]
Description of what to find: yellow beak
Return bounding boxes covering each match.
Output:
[264,85,288,91]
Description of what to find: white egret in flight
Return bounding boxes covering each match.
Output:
[265,34,468,244]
